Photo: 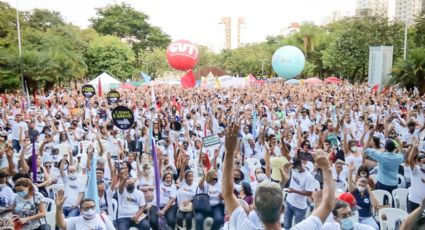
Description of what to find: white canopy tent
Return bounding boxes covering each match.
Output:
[88,72,122,92]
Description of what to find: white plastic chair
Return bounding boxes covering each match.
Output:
[392,188,409,212]
[378,208,408,230]
[46,184,65,199]
[109,198,118,221]
[45,211,56,229]
[43,197,56,212]
[397,174,406,188]
[372,189,393,207]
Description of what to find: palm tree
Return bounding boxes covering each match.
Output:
[391,48,425,93]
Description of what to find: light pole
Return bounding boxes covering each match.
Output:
[16,0,26,95]
[403,18,408,60]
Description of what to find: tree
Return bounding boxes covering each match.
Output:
[138,47,170,79]
[90,3,170,55]
[322,16,405,82]
[85,35,135,80]
[24,8,64,31]
[414,13,425,48]
[391,48,425,93]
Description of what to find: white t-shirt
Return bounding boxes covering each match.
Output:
[322,222,374,230]
[0,185,15,217]
[10,120,27,140]
[229,206,257,230]
[176,180,197,206]
[65,214,115,230]
[63,176,85,208]
[116,189,146,219]
[408,166,425,204]
[155,182,177,207]
[291,215,322,230]
[286,170,316,209]
[346,154,363,174]
[199,182,222,206]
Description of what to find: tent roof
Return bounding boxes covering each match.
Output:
[88,72,121,85]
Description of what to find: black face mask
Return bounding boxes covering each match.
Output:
[211,178,218,183]
[126,184,135,193]
[234,178,241,184]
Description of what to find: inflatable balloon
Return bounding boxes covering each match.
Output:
[166,40,199,71]
[272,45,305,79]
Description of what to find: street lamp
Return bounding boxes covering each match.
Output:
[403,18,408,60]
[16,0,26,95]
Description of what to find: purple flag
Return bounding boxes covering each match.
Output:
[151,139,161,208]
[31,142,37,182]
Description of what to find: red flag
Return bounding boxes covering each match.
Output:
[381,86,390,94]
[98,78,102,97]
[372,84,379,93]
[181,70,195,88]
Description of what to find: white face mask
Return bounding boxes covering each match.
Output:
[357,185,366,192]
[235,184,242,193]
[351,147,358,152]
[69,173,77,180]
[81,208,96,219]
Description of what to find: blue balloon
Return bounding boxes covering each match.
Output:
[272,46,305,79]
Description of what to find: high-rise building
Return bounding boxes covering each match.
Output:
[395,0,423,25]
[237,17,246,48]
[355,0,389,17]
[280,22,300,37]
[219,17,231,50]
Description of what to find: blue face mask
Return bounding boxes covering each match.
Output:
[17,190,28,197]
[340,216,355,230]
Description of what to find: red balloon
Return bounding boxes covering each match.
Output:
[166,40,199,71]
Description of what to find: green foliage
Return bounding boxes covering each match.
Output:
[321,17,404,82]
[414,13,425,48]
[138,47,170,79]
[85,35,135,80]
[391,48,425,92]
[90,3,170,55]
[24,8,64,31]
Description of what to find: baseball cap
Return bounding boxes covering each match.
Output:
[338,192,356,207]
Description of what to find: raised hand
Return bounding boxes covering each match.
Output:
[55,190,67,208]
[313,149,331,170]
[225,123,240,154]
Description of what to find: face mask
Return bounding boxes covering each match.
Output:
[69,173,77,180]
[164,181,172,186]
[17,190,28,197]
[126,184,135,193]
[81,208,96,219]
[359,173,367,178]
[351,147,358,152]
[340,216,356,230]
[234,178,241,184]
[357,186,366,193]
[421,164,425,171]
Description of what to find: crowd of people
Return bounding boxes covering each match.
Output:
[0,82,425,230]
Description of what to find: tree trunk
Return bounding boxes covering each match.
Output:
[350,67,360,83]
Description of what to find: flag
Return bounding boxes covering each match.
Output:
[151,137,161,209]
[142,72,151,83]
[31,143,37,183]
[98,78,102,97]
[252,110,258,139]
[372,84,379,93]
[85,153,100,213]
[181,70,196,88]
[381,86,390,94]
[33,85,38,106]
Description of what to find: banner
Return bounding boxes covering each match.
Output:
[111,106,134,130]
[202,135,221,148]
[81,84,96,98]
[106,90,120,104]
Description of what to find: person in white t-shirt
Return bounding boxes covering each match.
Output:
[322,200,374,230]
[406,143,425,213]
[55,193,115,230]
[222,124,335,230]
[176,162,197,229]
[283,158,316,229]
[60,165,85,217]
[109,168,150,230]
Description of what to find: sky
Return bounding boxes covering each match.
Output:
[5,0,377,49]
